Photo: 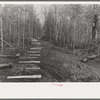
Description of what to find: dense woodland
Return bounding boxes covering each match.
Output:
[42,4,100,53]
[0,4,41,49]
[0,4,100,82]
[0,4,100,56]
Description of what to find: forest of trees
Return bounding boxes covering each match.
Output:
[42,4,100,56]
[0,4,41,50]
[0,4,100,55]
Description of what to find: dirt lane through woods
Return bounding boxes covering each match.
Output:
[40,41,100,82]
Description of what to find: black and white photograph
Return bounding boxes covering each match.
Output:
[0,2,100,82]
[0,1,100,99]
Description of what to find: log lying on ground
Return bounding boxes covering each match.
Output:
[28,54,40,57]
[31,38,38,42]
[88,55,98,60]
[27,51,40,54]
[0,38,12,47]
[36,42,41,45]
[19,61,40,64]
[26,67,40,70]
[15,53,20,58]
[20,57,39,59]
[0,63,13,68]
[80,55,98,63]
[30,47,42,50]
[21,64,38,67]
[0,55,14,58]
[7,75,41,79]
[80,58,89,63]
[0,54,20,58]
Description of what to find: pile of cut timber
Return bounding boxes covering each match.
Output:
[6,39,43,81]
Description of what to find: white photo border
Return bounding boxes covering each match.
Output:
[0,1,100,99]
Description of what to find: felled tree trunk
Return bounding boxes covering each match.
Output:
[0,63,13,68]
[19,61,40,64]
[81,55,98,63]
[7,75,41,79]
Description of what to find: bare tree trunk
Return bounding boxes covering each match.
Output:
[23,15,25,50]
[1,17,3,54]
[73,20,76,56]
[54,6,57,44]
[50,27,51,42]
[92,14,98,41]
[8,16,11,44]
[18,14,21,48]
